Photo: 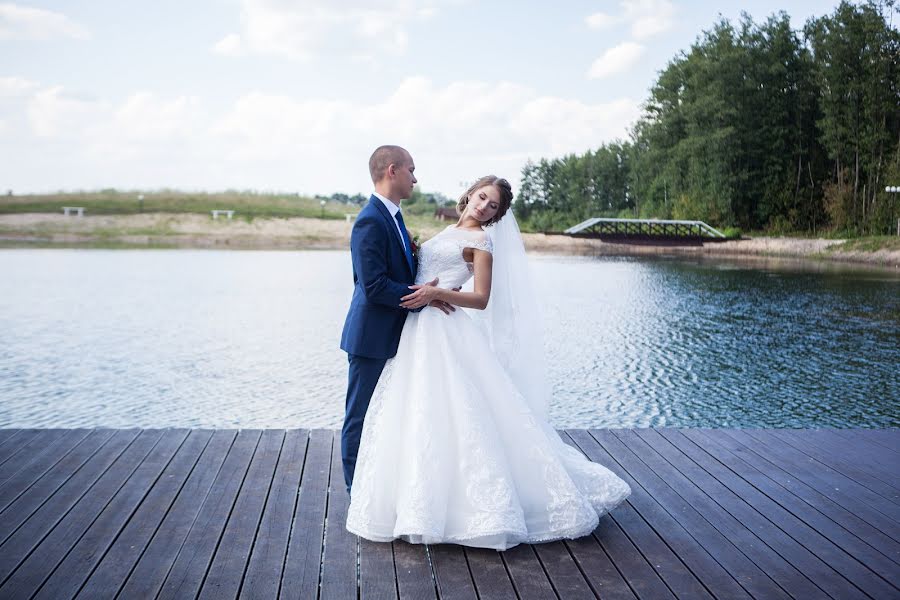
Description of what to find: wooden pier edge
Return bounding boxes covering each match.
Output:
[0,427,896,599]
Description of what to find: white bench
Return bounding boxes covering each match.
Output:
[211,210,235,220]
[62,206,85,217]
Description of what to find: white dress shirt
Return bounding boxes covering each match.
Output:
[373,191,407,251]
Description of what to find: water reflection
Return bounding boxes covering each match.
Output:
[0,249,897,429]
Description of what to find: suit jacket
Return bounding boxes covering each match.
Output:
[340,195,420,359]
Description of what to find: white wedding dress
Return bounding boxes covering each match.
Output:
[345,224,631,551]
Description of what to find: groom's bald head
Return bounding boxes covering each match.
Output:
[369,145,411,184]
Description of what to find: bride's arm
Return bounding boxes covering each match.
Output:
[399,249,493,310]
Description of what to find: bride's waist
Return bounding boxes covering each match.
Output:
[415,272,465,287]
[414,283,464,290]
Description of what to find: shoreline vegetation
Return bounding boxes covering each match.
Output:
[1,211,898,270]
[513,2,900,242]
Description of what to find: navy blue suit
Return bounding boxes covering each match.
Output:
[340,196,418,493]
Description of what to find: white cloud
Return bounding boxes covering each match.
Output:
[0,3,90,41]
[212,0,441,60]
[111,93,201,142]
[212,33,242,56]
[626,0,676,39]
[588,42,645,79]
[26,86,104,137]
[585,12,622,30]
[210,77,640,192]
[2,76,640,195]
[585,0,675,40]
[0,76,38,97]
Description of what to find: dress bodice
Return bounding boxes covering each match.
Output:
[415,226,493,289]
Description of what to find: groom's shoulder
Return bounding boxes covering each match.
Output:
[355,200,380,223]
[351,202,385,237]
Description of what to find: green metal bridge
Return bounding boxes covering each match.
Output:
[564,218,727,241]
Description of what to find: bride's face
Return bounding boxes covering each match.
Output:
[466,185,501,223]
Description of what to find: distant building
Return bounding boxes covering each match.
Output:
[434,206,458,221]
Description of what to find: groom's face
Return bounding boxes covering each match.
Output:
[392,153,417,200]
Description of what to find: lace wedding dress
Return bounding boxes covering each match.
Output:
[345,225,631,551]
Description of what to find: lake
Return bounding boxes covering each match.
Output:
[0,249,897,429]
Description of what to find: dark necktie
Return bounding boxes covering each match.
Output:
[394,210,414,270]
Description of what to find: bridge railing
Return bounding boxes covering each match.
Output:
[564,218,726,239]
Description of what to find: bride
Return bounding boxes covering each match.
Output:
[345,176,631,551]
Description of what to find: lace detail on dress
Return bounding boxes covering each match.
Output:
[414,226,492,288]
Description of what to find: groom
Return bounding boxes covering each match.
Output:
[340,145,451,495]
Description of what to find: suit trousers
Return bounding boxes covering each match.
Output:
[342,353,388,494]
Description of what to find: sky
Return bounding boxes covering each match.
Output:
[1,0,838,198]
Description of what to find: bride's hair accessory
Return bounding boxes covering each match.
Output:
[456,176,513,225]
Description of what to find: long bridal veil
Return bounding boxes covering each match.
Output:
[470,210,552,421]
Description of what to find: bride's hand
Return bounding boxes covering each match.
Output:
[400,277,441,309]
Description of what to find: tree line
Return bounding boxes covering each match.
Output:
[517,1,900,236]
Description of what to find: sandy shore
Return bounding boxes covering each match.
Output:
[1,212,898,269]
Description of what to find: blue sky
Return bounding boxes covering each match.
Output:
[1,0,838,197]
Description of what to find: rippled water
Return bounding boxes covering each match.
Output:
[0,249,897,429]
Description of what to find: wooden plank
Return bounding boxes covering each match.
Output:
[770,429,900,499]
[155,429,261,600]
[591,514,675,599]
[0,429,22,449]
[589,429,788,600]
[570,429,750,600]
[826,430,900,484]
[198,429,285,600]
[31,429,193,600]
[736,430,900,531]
[629,428,863,599]
[682,428,900,588]
[280,429,331,599]
[657,428,898,599]
[834,429,900,459]
[532,541,596,599]
[563,534,637,600]
[0,429,42,466]
[321,430,358,600]
[464,547,516,600]
[0,429,163,597]
[859,429,900,453]
[359,538,399,600]
[429,544,477,600]
[0,426,893,600]
[0,429,91,505]
[0,430,74,482]
[700,428,900,565]
[616,428,822,599]
[393,541,435,600]
[562,430,709,600]
[0,429,118,520]
[782,428,900,483]
[114,430,238,599]
[240,429,309,600]
[0,428,137,572]
[500,544,556,599]
[866,427,900,453]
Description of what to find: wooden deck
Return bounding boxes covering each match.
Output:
[0,428,897,599]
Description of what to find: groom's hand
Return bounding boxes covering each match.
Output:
[400,277,440,310]
[429,299,455,314]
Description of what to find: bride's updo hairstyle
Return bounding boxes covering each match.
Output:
[456,176,513,226]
